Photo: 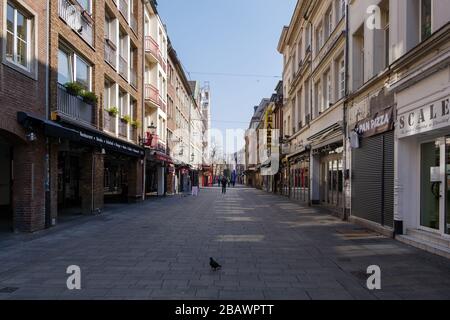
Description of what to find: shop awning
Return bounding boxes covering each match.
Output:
[146,149,173,164]
[17,112,145,158]
[307,122,343,142]
[18,111,80,141]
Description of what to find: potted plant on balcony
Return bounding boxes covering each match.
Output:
[121,115,131,124]
[64,82,84,96]
[81,91,98,106]
[131,120,141,129]
[105,106,119,117]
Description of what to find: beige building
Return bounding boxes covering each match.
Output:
[143,1,169,196]
[278,0,347,214]
[280,0,450,258]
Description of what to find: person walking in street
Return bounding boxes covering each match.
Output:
[221,176,228,194]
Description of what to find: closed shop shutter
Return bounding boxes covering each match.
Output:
[351,131,394,228]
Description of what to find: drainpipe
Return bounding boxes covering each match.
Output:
[44,0,51,228]
[342,1,350,221]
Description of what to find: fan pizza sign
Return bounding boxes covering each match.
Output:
[355,106,394,138]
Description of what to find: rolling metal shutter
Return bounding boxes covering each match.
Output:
[351,131,394,228]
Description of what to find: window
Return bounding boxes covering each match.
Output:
[105,14,116,44]
[325,70,332,108]
[421,0,432,40]
[78,0,92,14]
[352,24,365,89]
[315,80,322,116]
[339,58,345,99]
[305,24,311,52]
[326,8,333,37]
[76,56,90,89]
[337,0,345,22]
[58,49,71,85]
[316,24,323,54]
[119,90,128,116]
[5,2,32,70]
[57,47,92,90]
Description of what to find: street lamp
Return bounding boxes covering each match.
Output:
[139,122,158,147]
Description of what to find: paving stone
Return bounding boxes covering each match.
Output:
[0,187,449,300]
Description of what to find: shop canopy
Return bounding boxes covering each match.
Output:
[17,112,145,158]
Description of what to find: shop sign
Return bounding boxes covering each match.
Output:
[398,96,450,138]
[79,130,144,156]
[265,108,274,152]
[354,106,394,138]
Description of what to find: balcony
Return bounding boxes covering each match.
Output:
[119,0,129,22]
[103,110,116,133]
[119,120,128,138]
[145,36,160,63]
[145,84,159,106]
[159,96,167,113]
[57,84,94,127]
[58,0,94,46]
[119,55,128,80]
[104,40,117,68]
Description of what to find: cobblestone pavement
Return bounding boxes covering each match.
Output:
[0,186,450,300]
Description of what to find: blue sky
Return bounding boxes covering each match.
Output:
[158,0,297,154]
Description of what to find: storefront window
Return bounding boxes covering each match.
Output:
[420,141,440,230]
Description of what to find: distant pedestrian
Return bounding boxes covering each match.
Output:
[221,176,228,194]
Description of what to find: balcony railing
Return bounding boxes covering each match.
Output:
[119,120,128,138]
[58,0,93,46]
[159,96,167,113]
[57,84,93,126]
[145,84,159,106]
[119,55,128,79]
[119,0,129,22]
[104,40,117,68]
[145,36,160,61]
[103,110,116,133]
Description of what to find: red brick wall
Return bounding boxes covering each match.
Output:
[0,0,49,232]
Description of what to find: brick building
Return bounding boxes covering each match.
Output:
[12,0,146,230]
[0,0,49,232]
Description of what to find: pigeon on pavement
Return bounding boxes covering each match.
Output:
[209,257,222,271]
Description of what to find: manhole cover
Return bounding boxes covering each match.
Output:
[0,287,19,293]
